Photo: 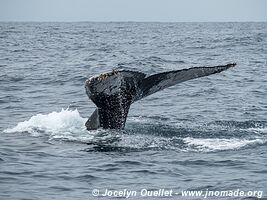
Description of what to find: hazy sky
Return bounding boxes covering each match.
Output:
[0,0,267,22]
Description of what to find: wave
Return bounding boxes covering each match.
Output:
[3,109,266,152]
[183,137,265,152]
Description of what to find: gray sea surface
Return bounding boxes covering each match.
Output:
[0,22,266,199]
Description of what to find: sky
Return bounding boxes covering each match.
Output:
[0,0,267,22]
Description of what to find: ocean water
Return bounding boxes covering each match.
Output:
[0,22,266,200]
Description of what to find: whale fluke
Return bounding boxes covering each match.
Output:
[85,63,236,130]
[135,63,236,101]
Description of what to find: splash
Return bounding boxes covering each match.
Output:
[3,109,120,144]
[3,110,266,152]
[4,109,86,135]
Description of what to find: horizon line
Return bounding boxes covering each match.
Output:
[0,20,267,23]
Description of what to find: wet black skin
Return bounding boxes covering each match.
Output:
[85,63,236,130]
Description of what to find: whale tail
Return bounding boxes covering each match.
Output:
[135,63,236,101]
[85,63,236,130]
[85,70,145,129]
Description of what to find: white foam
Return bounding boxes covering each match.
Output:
[127,116,151,123]
[3,109,116,143]
[183,137,265,152]
[4,110,266,150]
[246,127,267,134]
[4,109,86,134]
